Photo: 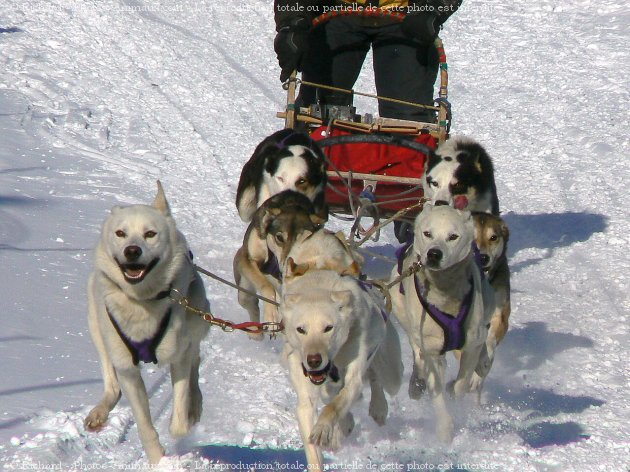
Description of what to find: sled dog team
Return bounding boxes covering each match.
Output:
[85,129,511,468]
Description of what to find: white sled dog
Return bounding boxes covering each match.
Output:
[390,204,494,443]
[280,269,403,470]
[84,181,210,464]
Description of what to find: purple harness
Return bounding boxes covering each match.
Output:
[261,250,282,280]
[413,276,473,355]
[107,307,172,365]
[356,278,389,323]
[396,242,477,355]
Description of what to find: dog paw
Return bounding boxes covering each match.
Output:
[369,397,388,426]
[448,378,471,398]
[169,416,192,438]
[339,413,355,437]
[436,418,454,444]
[189,394,203,425]
[84,406,109,432]
[309,420,340,450]
[247,332,264,341]
[146,444,166,465]
[408,374,426,400]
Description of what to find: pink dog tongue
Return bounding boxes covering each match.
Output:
[454,195,469,210]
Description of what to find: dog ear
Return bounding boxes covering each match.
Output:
[285,257,310,279]
[153,180,171,216]
[110,205,123,214]
[260,207,282,235]
[340,261,361,276]
[309,214,326,227]
[282,293,302,308]
[330,290,353,309]
[501,220,510,242]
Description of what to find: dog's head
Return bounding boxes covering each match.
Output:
[98,181,184,290]
[472,212,509,272]
[281,288,353,385]
[414,204,475,270]
[254,190,325,264]
[263,131,327,207]
[423,137,493,212]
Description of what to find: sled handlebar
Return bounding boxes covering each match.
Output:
[312,9,405,29]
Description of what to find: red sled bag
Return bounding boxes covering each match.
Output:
[311,126,437,216]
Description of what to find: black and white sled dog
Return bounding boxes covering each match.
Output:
[84,181,210,464]
[389,204,495,443]
[423,137,500,215]
[235,128,328,222]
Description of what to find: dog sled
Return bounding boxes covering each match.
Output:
[277,9,452,239]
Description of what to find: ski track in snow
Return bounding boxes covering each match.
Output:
[0,0,628,470]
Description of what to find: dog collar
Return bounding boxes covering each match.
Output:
[414,275,474,355]
[106,306,172,366]
[302,363,340,384]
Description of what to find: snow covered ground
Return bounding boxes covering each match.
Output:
[0,0,628,470]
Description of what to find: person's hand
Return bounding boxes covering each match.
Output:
[401,12,439,46]
[274,16,309,82]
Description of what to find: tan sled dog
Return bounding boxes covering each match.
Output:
[470,212,511,391]
[281,269,403,470]
[84,182,210,464]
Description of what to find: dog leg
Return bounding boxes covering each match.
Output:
[409,351,427,399]
[170,354,195,437]
[188,354,203,425]
[117,369,164,464]
[234,249,278,337]
[310,363,364,450]
[288,353,323,470]
[425,354,453,443]
[85,303,122,432]
[451,342,484,400]
[367,366,388,426]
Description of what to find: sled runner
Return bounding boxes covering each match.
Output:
[277,9,451,236]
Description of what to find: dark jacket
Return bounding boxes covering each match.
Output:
[274,0,462,29]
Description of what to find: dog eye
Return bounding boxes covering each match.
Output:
[296,178,306,186]
[489,234,498,241]
[115,230,126,238]
[448,234,460,241]
[296,327,306,335]
[275,233,286,244]
[144,231,157,239]
[423,231,432,238]
[324,325,333,333]
[451,183,465,193]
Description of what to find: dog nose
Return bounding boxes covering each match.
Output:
[307,354,322,369]
[434,200,449,206]
[426,248,443,264]
[124,245,142,261]
[480,254,491,267]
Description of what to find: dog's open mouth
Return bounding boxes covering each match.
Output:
[302,362,332,385]
[116,258,160,284]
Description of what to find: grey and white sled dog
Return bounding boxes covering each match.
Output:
[233,190,325,337]
[423,137,500,215]
[84,181,210,464]
[235,128,328,222]
[280,269,403,470]
[390,204,495,443]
